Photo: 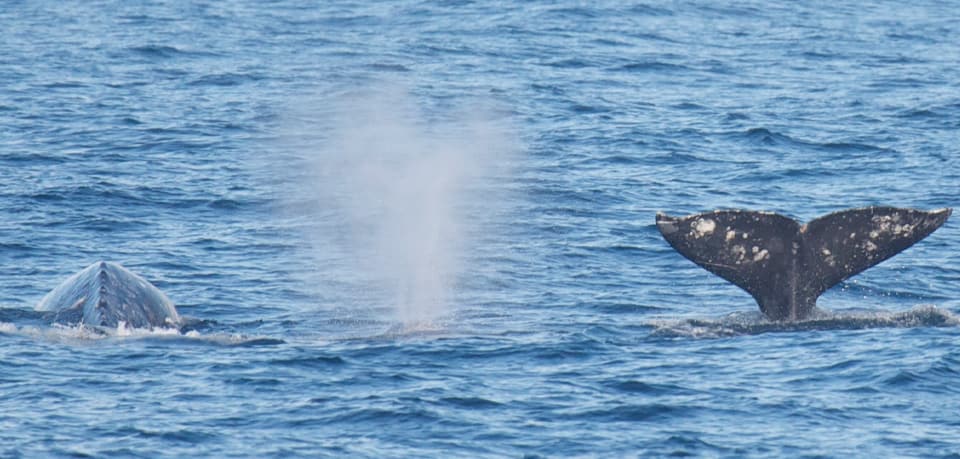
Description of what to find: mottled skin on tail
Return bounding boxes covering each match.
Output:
[656,207,951,321]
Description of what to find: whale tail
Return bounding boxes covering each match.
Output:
[656,207,951,321]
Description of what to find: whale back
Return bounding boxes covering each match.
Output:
[36,261,180,329]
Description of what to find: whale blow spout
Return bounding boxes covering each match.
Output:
[36,261,180,329]
[656,206,951,321]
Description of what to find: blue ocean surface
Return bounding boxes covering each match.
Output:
[1,1,959,457]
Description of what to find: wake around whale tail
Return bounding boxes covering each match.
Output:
[656,207,952,321]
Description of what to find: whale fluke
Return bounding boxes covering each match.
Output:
[36,261,180,329]
[656,207,951,321]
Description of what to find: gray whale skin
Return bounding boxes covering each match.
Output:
[656,206,952,321]
[36,261,180,329]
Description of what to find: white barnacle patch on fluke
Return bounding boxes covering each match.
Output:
[731,244,747,264]
[893,223,915,236]
[691,218,716,238]
[871,213,917,238]
[751,246,769,262]
[725,229,736,241]
[872,214,892,229]
[821,247,836,266]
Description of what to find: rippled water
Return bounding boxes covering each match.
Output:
[1,1,959,457]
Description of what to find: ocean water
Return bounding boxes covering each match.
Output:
[1,1,959,457]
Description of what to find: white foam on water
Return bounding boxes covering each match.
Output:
[0,320,280,347]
